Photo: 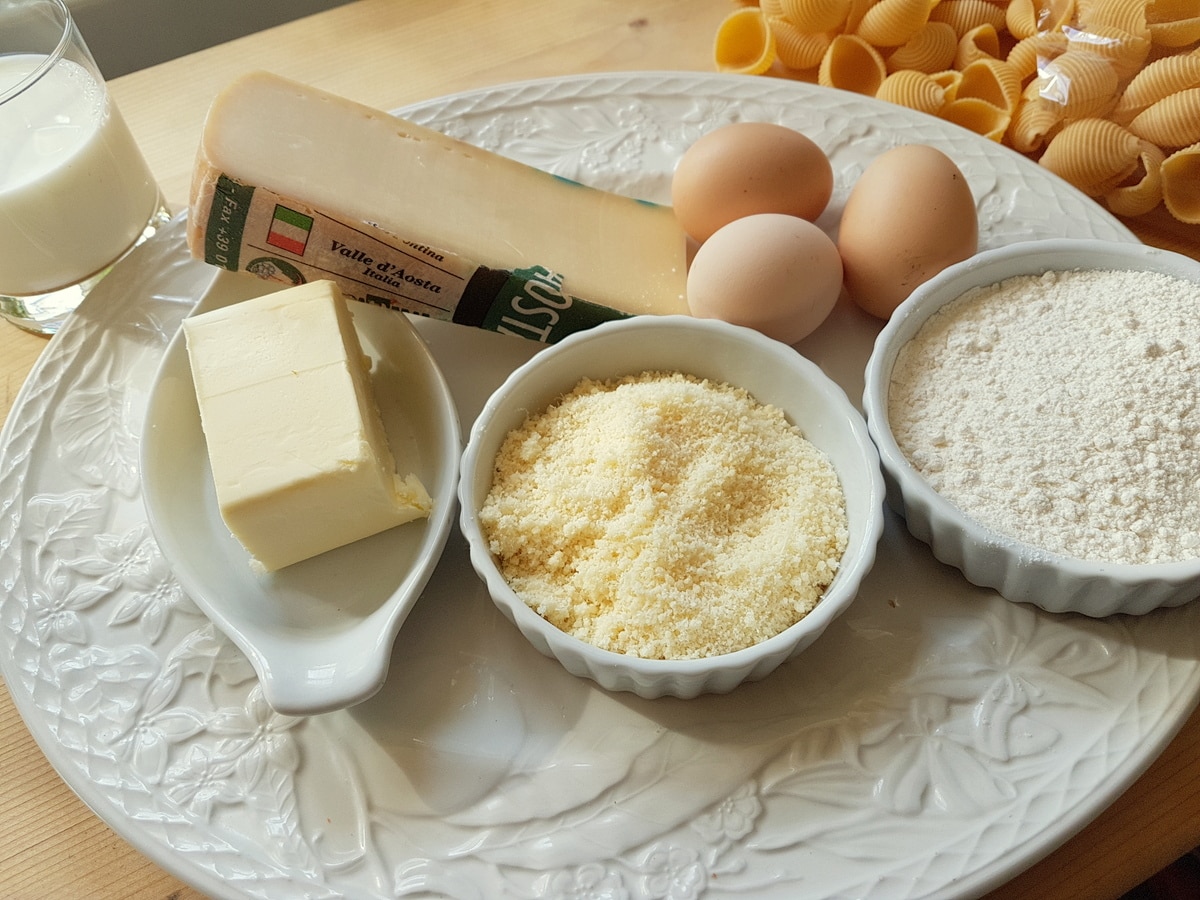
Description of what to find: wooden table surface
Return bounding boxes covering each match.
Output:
[3,1,1199,897]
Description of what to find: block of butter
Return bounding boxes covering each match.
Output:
[183,280,432,572]
[187,71,689,344]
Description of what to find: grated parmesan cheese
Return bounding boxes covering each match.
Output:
[479,372,848,660]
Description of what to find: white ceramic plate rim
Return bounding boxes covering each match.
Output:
[1,72,1196,900]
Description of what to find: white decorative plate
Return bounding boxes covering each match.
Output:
[2,72,1197,900]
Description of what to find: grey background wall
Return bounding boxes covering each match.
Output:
[65,0,353,78]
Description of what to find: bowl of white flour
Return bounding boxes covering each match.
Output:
[863,239,1200,617]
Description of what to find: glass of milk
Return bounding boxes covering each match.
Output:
[0,0,171,335]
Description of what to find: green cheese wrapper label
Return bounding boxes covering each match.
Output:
[196,173,633,344]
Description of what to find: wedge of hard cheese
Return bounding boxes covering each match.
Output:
[188,72,689,344]
[183,280,432,572]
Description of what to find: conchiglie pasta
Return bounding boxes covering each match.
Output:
[955,24,1001,69]
[1148,0,1199,17]
[770,17,834,70]
[855,0,936,47]
[887,21,959,73]
[1129,87,1200,148]
[1161,141,1200,223]
[709,0,1200,223]
[1006,0,1076,41]
[1105,141,1166,217]
[714,7,777,75]
[930,68,965,102]
[1066,24,1151,82]
[1112,54,1200,124]
[1146,0,1200,37]
[1039,117,1143,194]
[957,58,1022,111]
[1035,50,1121,119]
[929,0,1009,37]
[761,0,787,19]
[1149,16,1200,49]
[1005,30,1070,81]
[844,0,877,33]
[781,0,851,34]
[876,69,949,114]
[1008,84,1067,152]
[941,96,1012,140]
[1077,0,1151,40]
[819,34,888,93]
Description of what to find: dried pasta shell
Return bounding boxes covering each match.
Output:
[1077,0,1151,40]
[1161,141,1200,223]
[958,58,1022,112]
[1008,85,1067,152]
[1146,0,1200,47]
[855,0,938,48]
[1149,16,1200,48]
[1104,141,1166,217]
[1129,87,1200,148]
[1005,30,1070,82]
[930,69,965,102]
[1035,50,1121,120]
[1005,0,1077,41]
[1039,117,1143,194]
[819,34,888,94]
[941,97,1012,140]
[876,69,949,114]
[1148,0,1198,16]
[928,0,1009,38]
[761,0,787,18]
[780,0,851,33]
[887,22,959,73]
[770,17,833,70]
[714,7,777,75]
[843,0,875,32]
[955,24,1002,69]
[1112,54,1200,125]
[1065,24,1151,82]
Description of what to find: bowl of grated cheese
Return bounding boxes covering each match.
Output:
[863,239,1200,617]
[458,315,885,700]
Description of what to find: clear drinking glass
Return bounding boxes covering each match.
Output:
[0,0,171,335]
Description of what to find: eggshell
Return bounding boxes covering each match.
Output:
[686,214,843,345]
[837,144,978,319]
[672,122,834,244]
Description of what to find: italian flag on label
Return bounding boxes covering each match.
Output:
[266,205,314,255]
[195,172,632,344]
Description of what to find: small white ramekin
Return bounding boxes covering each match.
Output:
[459,315,885,698]
[863,239,1200,617]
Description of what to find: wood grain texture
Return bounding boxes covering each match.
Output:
[2,1,1199,897]
[1,681,207,900]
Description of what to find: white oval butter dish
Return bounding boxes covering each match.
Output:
[141,272,461,715]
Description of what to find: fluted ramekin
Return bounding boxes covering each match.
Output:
[460,315,885,698]
[863,239,1200,617]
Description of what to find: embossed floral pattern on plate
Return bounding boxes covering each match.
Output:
[1,73,1196,900]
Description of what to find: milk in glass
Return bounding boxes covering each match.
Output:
[0,53,160,296]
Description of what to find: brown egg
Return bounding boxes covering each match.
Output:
[672,122,834,244]
[686,214,843,345]
[837,144,978,319]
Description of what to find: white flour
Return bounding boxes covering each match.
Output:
[889,268,1200,565]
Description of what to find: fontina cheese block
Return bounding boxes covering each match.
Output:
[183,280,432,572]
[188,72,689,344]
